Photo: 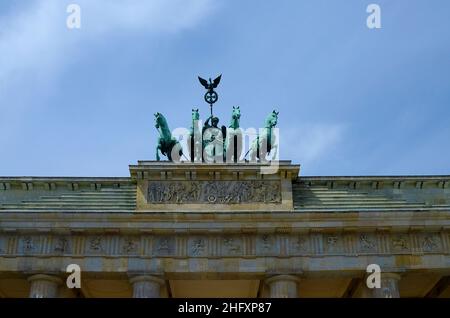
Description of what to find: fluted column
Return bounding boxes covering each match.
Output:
[28,274,63,298]
[265,275,300,298]
[360,272,401,298]
[130,275,165,298]
[372,273,401,298]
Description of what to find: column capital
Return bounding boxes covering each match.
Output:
[28,274,63,285]
[129,275,165,286]
[264,275,300,298]
[381,272,402,281]
[361,271,402,298]
[28,274,63,298]
[129,275,165,298]
[265,274,301,285]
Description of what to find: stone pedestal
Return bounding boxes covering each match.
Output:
[130,275,165,298]
[28,274,62,298]
[265,275,300,298]
[130,161,300,212]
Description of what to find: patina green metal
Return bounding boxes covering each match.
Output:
[248,110,279,162]
[154,75,279,162]
[188,108,202,162]
[225,106,242,162]
[198,74,221,117]
[154,112,183,161]
[202,114,226,162]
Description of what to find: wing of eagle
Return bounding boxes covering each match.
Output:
[198,76,209,89]
[212,74,222,88]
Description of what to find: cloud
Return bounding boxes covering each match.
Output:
[0,0,217,146]
[281,124,345,165]
[79,0,215,34]
[0,0,216,95]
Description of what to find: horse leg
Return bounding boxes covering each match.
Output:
[258,135,263,161]
[249,139,257,162]
[233,135,239,163]
[225,136,232,163]
[270,144,278,161]
[168,142,183,162]
[177,143,183,161]
[190,136,194,162]
[156,144,161,161]
[237,134,243,162]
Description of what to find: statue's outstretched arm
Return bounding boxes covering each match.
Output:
[204,115,212,126]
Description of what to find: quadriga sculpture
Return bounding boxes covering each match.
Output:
[154,112,183,161]
[188,108,202,162]
[248,110,279,162]
[225,106,243,162]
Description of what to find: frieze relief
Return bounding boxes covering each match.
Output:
[53,237,70,254]
[87,236,104,253]
[325,235,341,253]
[147,181,281,204]
[223,237,242,255]
[358,234,377,253]
[122,237,140,255]
[291,236,309,253]
[391,235,410,252]
[189,238,206,257]
[153,236,175,256]
[22,236,36,253]
[0,232,448,258]
[420,234,440,252]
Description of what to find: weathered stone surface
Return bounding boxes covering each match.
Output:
[147,180,281,204]
[28,274,62,298]
[132,161,298,211]
[265,275,300,298]
[130,275,165,298]
[0,162,450,297]
[0,231,448,258]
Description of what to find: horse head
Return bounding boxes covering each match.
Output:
[265,110,279,128]
[154,112,166,129]
[229,106,241,129]
[154,112,160,128]
[192,108,200,121]
[232,106,241,120]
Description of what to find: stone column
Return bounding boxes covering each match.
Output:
[265,275,300,298]
[28,274,63,298]
[360,272,401,298]
[372,273,401,298]
[130,275,165,298]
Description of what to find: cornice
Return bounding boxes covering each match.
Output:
[0,211,449,234]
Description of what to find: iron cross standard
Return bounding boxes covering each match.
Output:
[198,74,221,117]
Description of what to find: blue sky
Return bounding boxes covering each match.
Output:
[0,0,449,177]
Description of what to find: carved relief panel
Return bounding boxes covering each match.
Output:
[1,232,448,259]
[146,181,281,204]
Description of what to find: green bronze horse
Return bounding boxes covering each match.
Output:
[154,112,183,161]
[225,106,243,162]
[248,110,279,162]
[187,108,202,162]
